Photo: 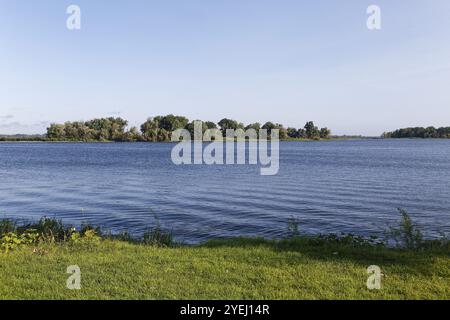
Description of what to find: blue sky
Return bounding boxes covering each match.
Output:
[1,0,450,135]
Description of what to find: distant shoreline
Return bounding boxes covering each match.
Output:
[4,137,450,143]
[0,137,376,143]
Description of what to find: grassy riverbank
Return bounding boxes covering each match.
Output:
[1,212,449,300]
[0,237,449,300]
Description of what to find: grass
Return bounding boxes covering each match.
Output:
[0,211,449,300]
[0,237,449,300]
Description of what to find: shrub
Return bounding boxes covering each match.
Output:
[387,208,424,249]
[70,229,101,245]
[1,229,39,253]
[142,226,174,247]
[17,217,69,243]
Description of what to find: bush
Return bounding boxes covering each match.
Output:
[0,218,103,252]
[387,208,424,249]
[1,229,39,253]
[142,226,174,247]
[0,217,176,252]
[16,217,69,243]
[70,229,101,246]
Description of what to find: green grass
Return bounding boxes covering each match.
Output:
[0,237,448,300]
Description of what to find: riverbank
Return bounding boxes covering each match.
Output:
[0,237,449,300]
[1,209,449,300]
[1,212,450,300]
[0,137,366,143]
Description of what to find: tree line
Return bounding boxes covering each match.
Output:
[45,115,331,142]
[383,126,450,139]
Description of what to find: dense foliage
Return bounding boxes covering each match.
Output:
[0,217,173,252]
[47,117,132,141]
[383,126,450,139]
[44,115,331,142]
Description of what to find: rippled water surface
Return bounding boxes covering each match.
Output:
[1,140,449,243]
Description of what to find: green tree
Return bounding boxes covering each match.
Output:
[275,123,287,140]
[261,122,287,139]
[46,124,65,139]
[204,121,217,129]
[158,115,189,132]
[218,118,242,136]
[109,117,128,141]
[304,121,320,139]
[262,122,276,133]
[123,127,141,142]
[140,118,160,142]
[319,127,331,139]
[185,120,209,139]
[245,122,261,131]
[84,117,128,141]
[297,128,306,139]
[424,126,437,138]
[384,126,450,139]
[287,127,299,139]
[45,116,333,142]
[63,122,77,140]
[157,128,170,142]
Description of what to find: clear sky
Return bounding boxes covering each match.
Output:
[1,0,450,136]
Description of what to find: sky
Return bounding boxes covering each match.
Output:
[1,0,450,136]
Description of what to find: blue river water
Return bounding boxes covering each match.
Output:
[0,140,449,243]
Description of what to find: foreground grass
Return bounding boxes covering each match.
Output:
[0,237,448,300]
